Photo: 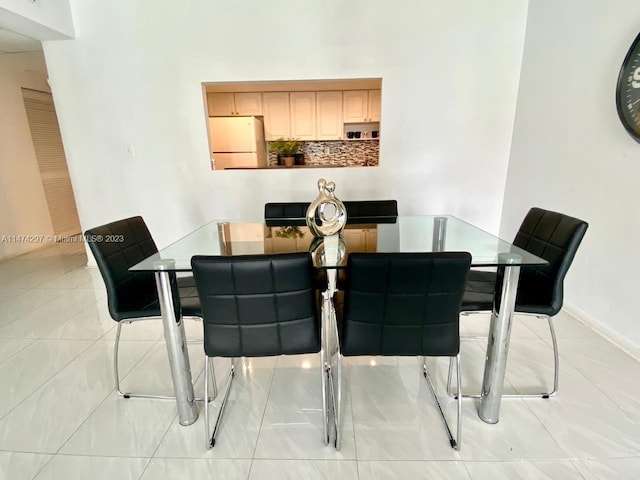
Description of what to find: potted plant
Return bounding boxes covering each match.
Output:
[268,138,303,167]
[274,226,305,238]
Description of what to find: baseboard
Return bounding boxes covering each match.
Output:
[0,242,49,262]
[563,302,640,362]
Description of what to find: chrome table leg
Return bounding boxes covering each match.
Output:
[154,261,198,426]
[432,216,448,252]
[478,255,521,424]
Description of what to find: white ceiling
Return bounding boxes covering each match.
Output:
[0,27,41,54]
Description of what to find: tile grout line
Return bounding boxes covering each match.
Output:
[0,287,70,330]
[247,357,279,478]
[50,338,161,457]
[0,339,97,424]
[346,361,362,479]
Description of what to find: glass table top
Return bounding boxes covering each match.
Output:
[130,215,548,272]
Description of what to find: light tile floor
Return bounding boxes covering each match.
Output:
[1,243,639,479]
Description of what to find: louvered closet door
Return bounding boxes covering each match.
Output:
[22,89,81,238]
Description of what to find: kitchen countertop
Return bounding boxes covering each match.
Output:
[223,165,373,170]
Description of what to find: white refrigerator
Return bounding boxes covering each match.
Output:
[209,116,268,170]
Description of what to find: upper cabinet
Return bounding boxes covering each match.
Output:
[316,91,343,140]
[263,92,291,140]
[368,90,381,122]
[343,90,381,123]
[289,92,316,141]
[204,80,381,143]
[208,92,263,116]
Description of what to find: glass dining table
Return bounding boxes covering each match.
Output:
[130,215,547,427]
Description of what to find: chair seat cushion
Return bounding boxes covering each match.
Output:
[461,269,557,316]
[461,270,495,311]
[117,281,201,320]
[178,284,202,317]
[177,276,201,316]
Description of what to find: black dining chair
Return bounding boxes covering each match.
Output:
[191,252,326,449]
[85,216,203,400]
[454,207,588,399]
[328,252,471,451]
[264,200,398,226]
[343,200,398,224]
[264,202,310,226]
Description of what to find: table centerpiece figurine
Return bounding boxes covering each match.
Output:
[305,178,347,237]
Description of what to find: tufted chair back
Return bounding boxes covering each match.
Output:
[509,208,588,316]
[191,253,321,357]
[85,216,161,321]
[339,252,471,357]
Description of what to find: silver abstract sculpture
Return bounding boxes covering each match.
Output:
[305,178,347,237]
[309,235,346,267]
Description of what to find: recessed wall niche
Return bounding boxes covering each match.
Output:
[202,78,382,170]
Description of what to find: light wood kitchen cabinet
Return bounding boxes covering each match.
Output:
[316,91,343,140]
[207,92,263,116]
[289,92,316,141]
[343,90,381,123]
[368,89,381,122]
[341,227,378,253]
[263,228,313,253]
[262,92,291,140]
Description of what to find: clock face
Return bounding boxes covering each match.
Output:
[617,32,640,143]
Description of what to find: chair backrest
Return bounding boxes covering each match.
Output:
[264,202,310,226]
[340,252,471,357]
[191,252,321,358]
[264,200,398,226]
[343,200,398,224]
[85,216,160,321]
[511,207,588,316]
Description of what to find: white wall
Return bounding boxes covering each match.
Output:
[41,0,528,249]
[0,51,54,260]
[504,0,640,352]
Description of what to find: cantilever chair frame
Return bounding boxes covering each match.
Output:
[203,356,231,448]
[447,311,559,400]
[200,329,328,450]
[326,252,469,452]
[325,297,463,451]
[192,253,327,449]
[113,314,214,401]
[202,344,329,451]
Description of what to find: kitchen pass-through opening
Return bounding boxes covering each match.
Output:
[202,78,382,170]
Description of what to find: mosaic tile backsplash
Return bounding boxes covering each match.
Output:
[268,140,379,167]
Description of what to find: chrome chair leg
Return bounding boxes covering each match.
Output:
[204,355,210,448]
[114,318,213,401]
[423,355,461,450]
[320,290,330,445]
[546,316,559,398]
[114,322,126,397]
[448,314,559,399]
[327,352,342,450]
[205,357,235,449]
[335,349,342,450]
[320,346,329,445]
[114,321,173,400]
[208,356,218,400]
[323,287,342,450]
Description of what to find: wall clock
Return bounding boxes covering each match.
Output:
[616,32,640,143]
